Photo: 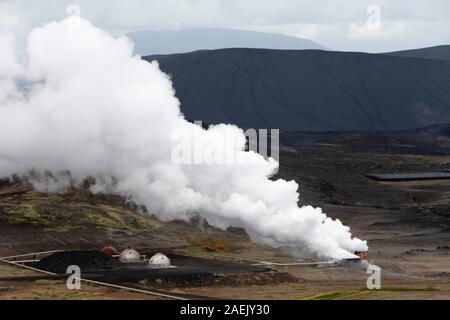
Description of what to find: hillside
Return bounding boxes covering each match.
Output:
[128,28,326,56]
[1,127,449,300]
[0,181,251,257]
[386,45,450,61]
[146,48,450,131]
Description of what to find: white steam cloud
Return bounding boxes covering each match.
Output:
[0,16,367,260]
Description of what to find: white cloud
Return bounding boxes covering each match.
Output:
[0,3,23,32]
[348,21,405,40]
[2,0,450,53]
[295,24,320,40]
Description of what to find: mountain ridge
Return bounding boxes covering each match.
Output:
[145,48,450,132]
[128,28,327,56]
[386,45,450,61]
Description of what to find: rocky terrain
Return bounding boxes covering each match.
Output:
[0,125,449,299]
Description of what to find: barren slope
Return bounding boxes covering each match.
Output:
[146,48,450,131]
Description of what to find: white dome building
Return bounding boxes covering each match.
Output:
[148,253,171,268]
[119,248,141,263]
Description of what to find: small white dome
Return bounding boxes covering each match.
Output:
[119,248,141,263]
[149,253,171,268]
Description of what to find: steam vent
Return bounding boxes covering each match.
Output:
[148,253,171,268]
[119,248,141,263]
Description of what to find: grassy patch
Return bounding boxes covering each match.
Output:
[307,287,440,300]
[32,289,103,300]
[4,204,53,225]
[0,191,162,232]
[98,204,162,229]
[305,287,439,300]
[364,287,439,292]
[307,291,360,300]
[34,279,64,285]
[185,246,205,256]
[79,210,121,228]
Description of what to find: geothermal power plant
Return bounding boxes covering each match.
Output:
[0,246,369,299]
[0,1,449,304]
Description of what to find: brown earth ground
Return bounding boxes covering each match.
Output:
[0,127,449,299]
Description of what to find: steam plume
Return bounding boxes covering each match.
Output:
[0,16,367,260]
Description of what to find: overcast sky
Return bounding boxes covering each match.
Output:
[1,0,449,53]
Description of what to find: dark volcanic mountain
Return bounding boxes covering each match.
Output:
[386,45,450,61]
[145,48,450,131]
[128,28,326,56]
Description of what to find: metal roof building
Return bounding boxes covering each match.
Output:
[366,172,450,182]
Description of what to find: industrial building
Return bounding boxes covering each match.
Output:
[366,172,450,182]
